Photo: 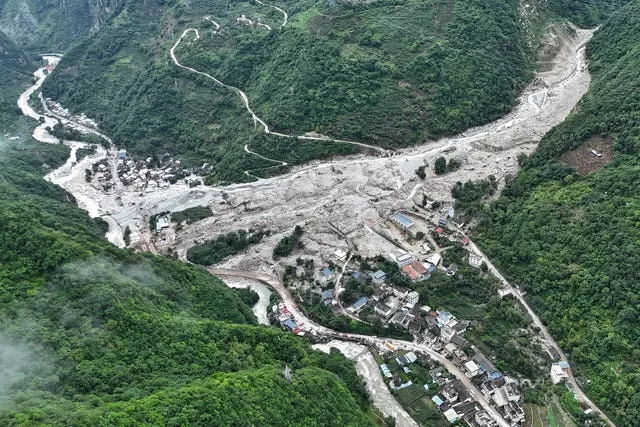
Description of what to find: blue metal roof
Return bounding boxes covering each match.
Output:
[396,355,409,366]
[559,361,570,369]
[351,271,361,279]
[282,319,297,330]
[392,213,414,227]
[352,297,368,309]
[321,290,334,300]
[432,395,444,406]
[322,268,332,277]
[372,269,386,279]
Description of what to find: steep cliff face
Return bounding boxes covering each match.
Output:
[88,0,123,30]
[0,0,124,50]
[0,29,32,71]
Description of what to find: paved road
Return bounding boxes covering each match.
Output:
[210,268,510,427]
[462,237,615,427]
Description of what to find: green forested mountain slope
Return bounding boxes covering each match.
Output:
[477,1,640,424]
[0,30,35,128]
[0,58,374,427]
[0,142,374,426]
[0,0,124,50]
[42,0,539,183]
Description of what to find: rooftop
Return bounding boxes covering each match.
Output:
[391,212,414,227]
[401,264,421,281]
[372,269,386,279]
[351,297,368,310]
[321,290,334,300]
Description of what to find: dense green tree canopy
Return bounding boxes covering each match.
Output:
[477,2,640,424]
[0,53,374,426]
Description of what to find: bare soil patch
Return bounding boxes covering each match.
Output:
[561,135,614,175]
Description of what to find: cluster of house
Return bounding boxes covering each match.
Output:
[378,351,421,391]
[429,362,524,425]
[116,153,203,190]
[390,212,469,247]
[47,101,100,130]
[377,346,510,426]
[319,266,420,322]
[272,302,305,335]
[91,160,114,191]
[417,309,525,425]
[388,247,461,283]
[431,379,498,426]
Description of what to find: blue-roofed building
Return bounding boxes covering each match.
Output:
[321,268,334,284]
[282,319,297,331]
[558,361,570,369]
[349,297,368,313]
[351,271,361,279]
[321,290,334,305]
[473,353,502,380]
[432,395,444,406]
[371,269,386,285]
[391,212,414,230]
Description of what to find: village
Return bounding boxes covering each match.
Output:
[267,210,577,426]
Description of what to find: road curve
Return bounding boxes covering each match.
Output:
[169,26,390,167]
[210,268,511,427]
[255,0,288,27]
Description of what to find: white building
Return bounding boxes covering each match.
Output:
[550,362,569,384]
[395,252,413,267]
[469,253,483,268]
[443,408,459,424]
[464,360,480,377]
[334,249,348,263]
[426,252,442,267]
[404,291,420,309]
[155,215,170,233]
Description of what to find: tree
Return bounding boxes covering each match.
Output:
[123,226,131,246]
[415,165,426,179]
[434,157,447,175]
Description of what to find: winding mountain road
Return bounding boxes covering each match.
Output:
[255,0,288,27]
[169,21,389,172]
[15,23,610,426]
